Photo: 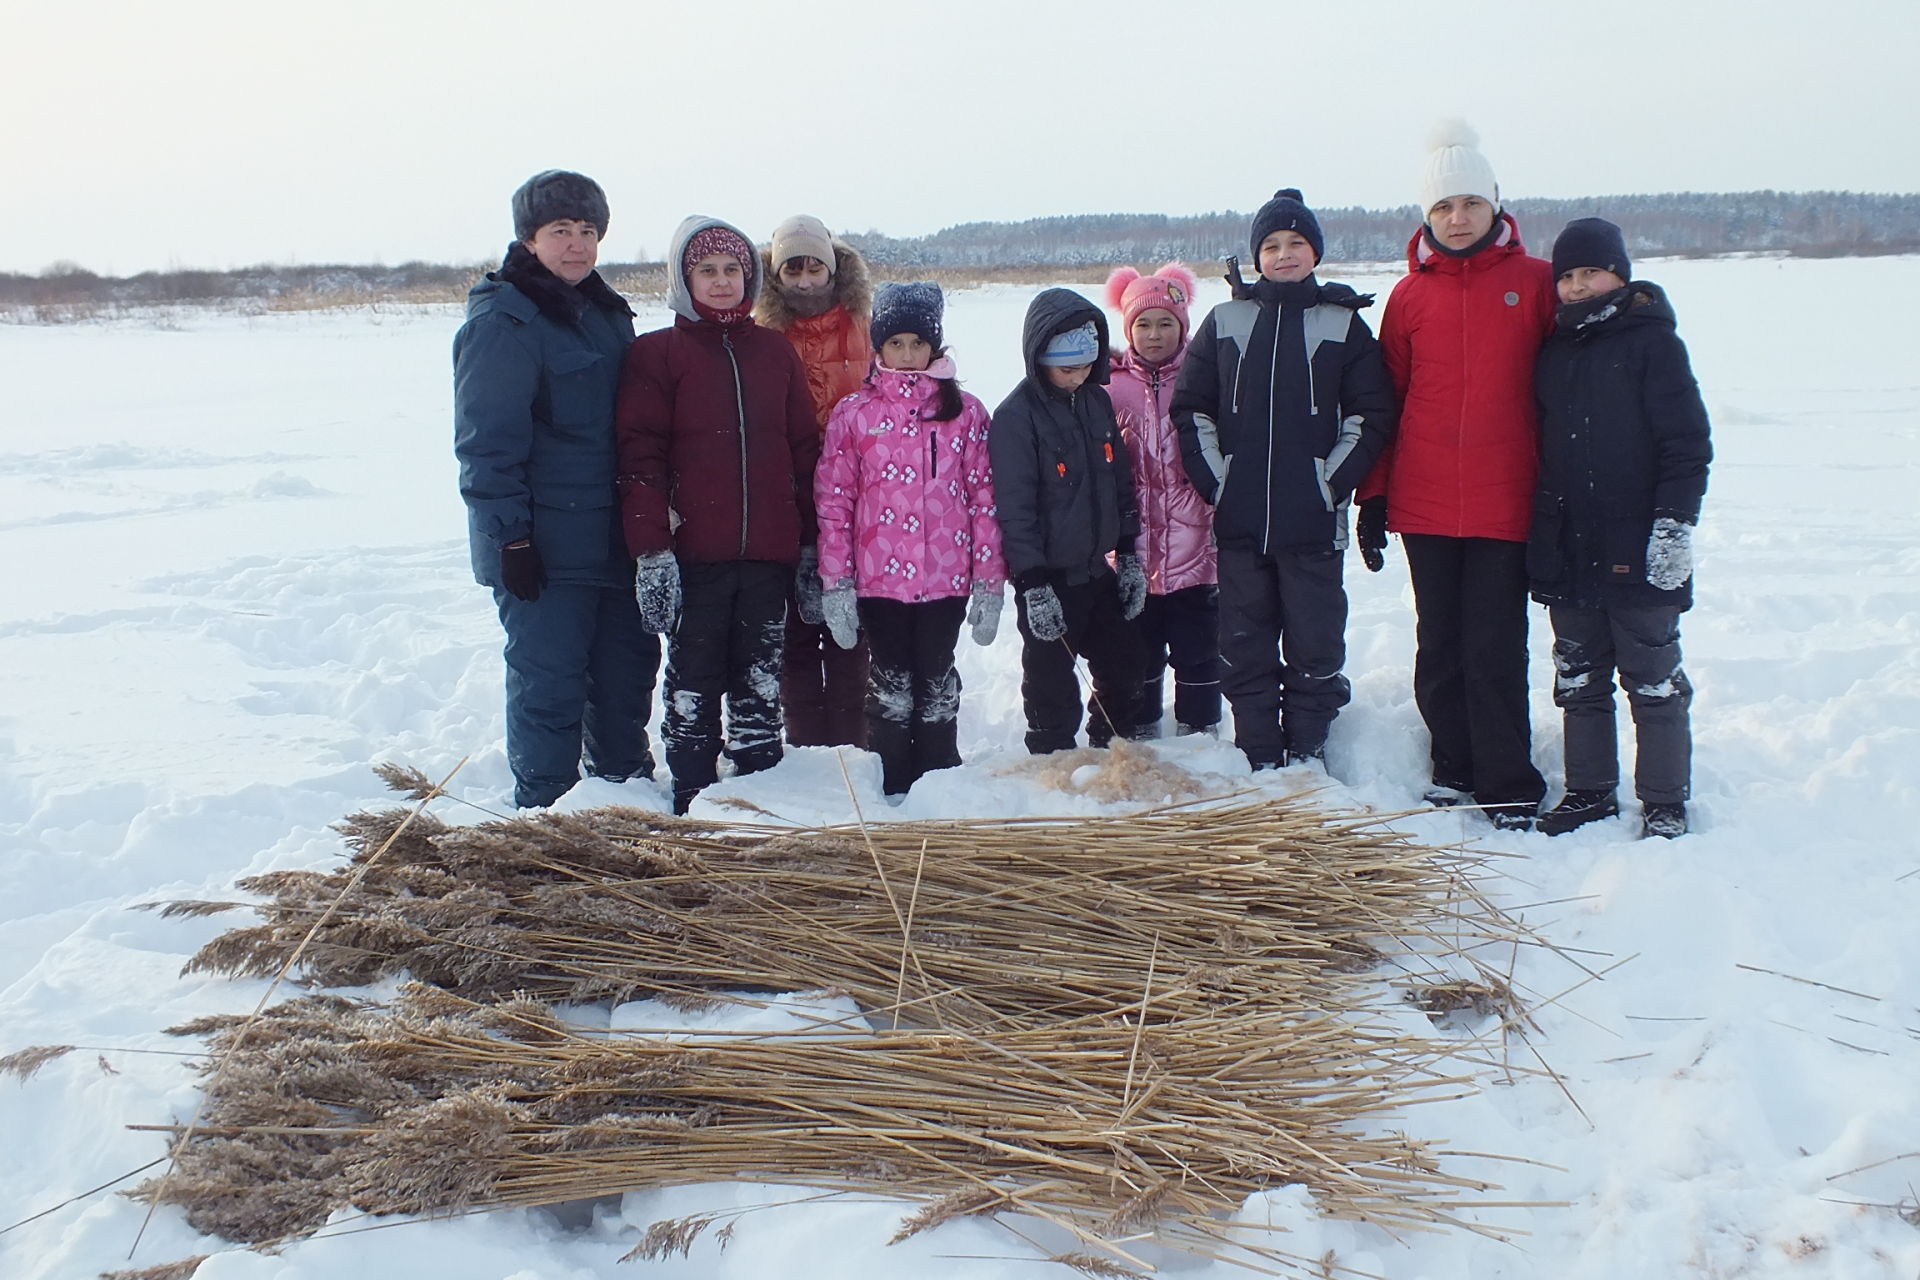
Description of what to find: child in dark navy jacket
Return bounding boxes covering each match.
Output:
[1171,190,1396,771]
[1529,218,1711,839]
[989,289,1149,754]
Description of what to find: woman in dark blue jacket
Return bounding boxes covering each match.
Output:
[453,170,660,808]
[1529,218,1712,839]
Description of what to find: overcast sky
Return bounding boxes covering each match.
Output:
[4,0,1910,275]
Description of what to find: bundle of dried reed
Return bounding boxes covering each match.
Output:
[169,798,1509,1030]
[134,984,1530,1269]
[134,793,1541,1271]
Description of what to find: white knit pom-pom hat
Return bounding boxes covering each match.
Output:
[1420,119,1499,214]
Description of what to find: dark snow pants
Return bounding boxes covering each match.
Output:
[662,561,790,795]
[1548,603,1692,806]
[1015,570,1146,754]
[1216,545,1350,767]
[858,596,966,795]
[495,583,661,809]
[1133,583,1222,734]
[781,602,870,749]
[1402,534,1545,808]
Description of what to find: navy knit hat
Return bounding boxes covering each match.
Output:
[512,170,610,241]
[1551,217,1633,282]
[870,281,944,350]
[1250,188,1324,264]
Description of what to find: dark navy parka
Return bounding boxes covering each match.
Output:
[1528,281,1712,611]
[988,289,1140,588]
[453,244,637,589]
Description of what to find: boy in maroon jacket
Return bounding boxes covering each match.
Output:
[616,216,820,814]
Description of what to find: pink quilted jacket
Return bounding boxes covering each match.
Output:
[815,357,1005,603]
[1108,345,1216,593]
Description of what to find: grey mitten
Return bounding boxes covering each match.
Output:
[1022,583,1067,642]
[822,580,860,650]
[794,545,825,626]
[1645,517,1694,591]
[967,582,1004,647]
[1115,553,1147,621]
[633,549,681,634]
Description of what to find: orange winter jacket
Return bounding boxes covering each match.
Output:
[781,306,871,426]
[756,240,874,427]
[1358,212,1556,543]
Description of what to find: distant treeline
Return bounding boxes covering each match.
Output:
[5,191,1917,310]
[844,191,1920,267]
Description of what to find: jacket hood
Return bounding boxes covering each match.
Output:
[1020,288,1111,388]
[1557,280,1677,336]
[666,214,760,323]
[1405,209,1529,273]
[754,237,873,329]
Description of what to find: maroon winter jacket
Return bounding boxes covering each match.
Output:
[616,315,820,564]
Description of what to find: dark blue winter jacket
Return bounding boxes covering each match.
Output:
[988,289,1140,588]
[1529,281,1712,611]
[453,244,637,590]
[1170,276,1396,553]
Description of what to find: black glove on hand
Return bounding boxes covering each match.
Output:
[500,540,545,601]
[1356,497,1388,574]
[794,545,825,626]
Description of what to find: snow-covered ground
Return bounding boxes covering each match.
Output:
[4,255,1919,1278]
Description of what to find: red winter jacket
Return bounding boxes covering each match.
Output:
[1359,213,1556,543]
[615,316,821,564]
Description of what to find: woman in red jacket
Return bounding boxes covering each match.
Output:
[1355,122,1555,830]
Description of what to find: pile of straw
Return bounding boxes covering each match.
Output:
[173,798,1505,1027]
[138,792,1535,1272]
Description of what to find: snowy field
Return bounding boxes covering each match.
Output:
[4,254,1919,1278]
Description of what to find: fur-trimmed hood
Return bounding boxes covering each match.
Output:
[754,237,873,330]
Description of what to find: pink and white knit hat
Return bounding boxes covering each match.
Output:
[1105,262,1198,341]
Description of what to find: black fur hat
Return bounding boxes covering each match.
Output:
[1250,188,1324,265]
[512,170,610,242]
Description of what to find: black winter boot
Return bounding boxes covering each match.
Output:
[1539,789,1620,836]
[1640,803,1689,839]
[1484,802,1538,832]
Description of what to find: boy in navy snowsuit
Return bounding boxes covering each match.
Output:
[989,290,1149,753]
[1529,217,1711,839]
[1171,189,1396,771]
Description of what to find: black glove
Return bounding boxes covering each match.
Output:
[1356,497,1388,574]
[500,540,545,601]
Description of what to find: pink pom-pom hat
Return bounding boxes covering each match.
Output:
[1105,262,1198,342]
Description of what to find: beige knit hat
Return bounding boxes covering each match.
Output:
[1420,119,1499,214]
[769,214,836,274]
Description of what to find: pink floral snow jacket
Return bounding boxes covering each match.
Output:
[1108,345,1217,594]
[815,357,1005,603]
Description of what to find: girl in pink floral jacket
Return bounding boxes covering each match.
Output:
[816,282,1005,797]
[1105,263,1220,736]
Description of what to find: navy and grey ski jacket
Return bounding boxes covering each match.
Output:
[1170,276,1395,553]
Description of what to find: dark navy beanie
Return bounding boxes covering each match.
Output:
[1250,188,1324,264]
[512,170,610,241]
[870,281,944,350]
[1551,217,1633,281]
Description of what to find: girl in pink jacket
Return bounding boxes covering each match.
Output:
[816,282,1005,797]
[1105,263,1220,736]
